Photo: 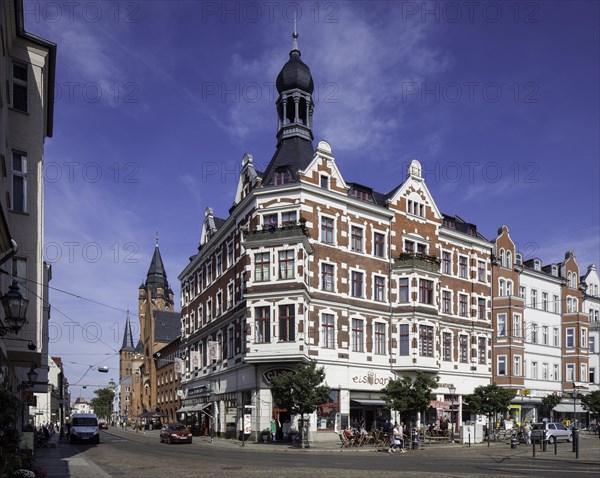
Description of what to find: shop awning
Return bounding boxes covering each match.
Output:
[351,399,388,407]
[553,404,586,413]
[430,400,451,408]
[176,406,191,414]
[189,403,212,412]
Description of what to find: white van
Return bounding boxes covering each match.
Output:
[70,413,100,444]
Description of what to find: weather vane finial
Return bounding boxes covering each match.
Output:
[155,229,159,247]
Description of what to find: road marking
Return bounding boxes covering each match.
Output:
[66,455,111,477]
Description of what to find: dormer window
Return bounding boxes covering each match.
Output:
[551,265,557,276]
[515,253,523,266]
[274,170,291,185]
[320,175,328,189]
[534,260,541,271]
[352,189,371,201]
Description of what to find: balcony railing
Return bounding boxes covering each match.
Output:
[394,252,441,273]
[243,223,312,251]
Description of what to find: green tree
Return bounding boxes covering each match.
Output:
[466,383,512,443]
[540,393,562,421]
[581,390,600,422]
[89,387,115,421]
[380,371,439,425]
[270,360,330,448]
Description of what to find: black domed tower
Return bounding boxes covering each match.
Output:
[262,28,315,186]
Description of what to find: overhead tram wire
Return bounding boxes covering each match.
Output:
[0,268,139,317]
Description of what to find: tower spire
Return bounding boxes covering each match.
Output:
[155,229,159,248]
[292,16,298,51]
[120,309,135,352]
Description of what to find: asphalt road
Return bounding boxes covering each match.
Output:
[42,429,600,478]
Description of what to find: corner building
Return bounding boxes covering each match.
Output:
[178,33,493,442]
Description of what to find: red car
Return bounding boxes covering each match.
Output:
[160,424,192,444]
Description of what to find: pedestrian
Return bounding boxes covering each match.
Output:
[523,421,532,445]
[389,423,400,453]
[270,418,277,442]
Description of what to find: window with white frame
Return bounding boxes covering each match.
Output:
[590,335,596,353]
[374,323,386,355]
[513,355,522,376]
[443,332,452,361]
[216,252,223,276]
[351,271,364,298]
[351,226,364,252]
[255,306,270,343]
[278,250,295,279]
[531,323,538,343]
[227,283,234,309]
[534,259,541,271]
[320,216,335,244]
[499,279,506,297]
[478,336,486,364]
[254,252,270,282]
[459,294,468,317]
[419,325,434,357]
[507,280,514,296]
[566,363,575,382]
[542,325,548,345]
[499,249,505,267]
[581,328,587,349]
[581,364,587,384]
[531,289,537,309]
[477,260,486,282]
[215,291,222,316]
[542,292,548,311]
[553,327,559,347]
[11,151,28,213]
[321,263,335,291]
[566,328,575,348]
[531,361,538,379]
[351,318,364,352]
[553,294,560,313]
[542,362,548,380]
[279,304,295,342]
[12,258,28,299]
[226,240,234,268]
[497,313,507,337]
[320,174,328,189]
[263,213,278,227]
[519,286,526,299]
[407,198,425,217]
[459,335,468,363]
[281,210,297,224]
[506,251,513,268]
[498,356,507,375]
[374,275,386,302]
[419,279,434,305]
[399,278,409,302]
[442,251,452,274]
[206,298,212,322]
[321,313,335,348]
[553,363,560,381]
[11,63,28,112]
[206,262,213,284]
[478,298,486,320]
[459,256,468,278]
[442,290,452,314]
[513,314,522,338]
[399,324,410,356]
[227,328,234,359]
[373,232,385,258]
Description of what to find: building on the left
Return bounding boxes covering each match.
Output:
[0,0,56,428]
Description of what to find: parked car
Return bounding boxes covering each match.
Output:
[70,413,100,444]
[99,421,108,430]
[531,422,572,443]
[160,424,192,444]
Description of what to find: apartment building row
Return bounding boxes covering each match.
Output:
[168,32,596,442]
[0,0,55,427]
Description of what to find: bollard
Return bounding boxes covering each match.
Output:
[411,427,420,450]
[542,430,547,452]
[575,429,579,459]
[554,437,557,455]
[532,438,536,458]
[511,437,518,449]
[468,432,471,448]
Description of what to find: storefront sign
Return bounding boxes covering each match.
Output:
[263,367,295,385]
[351,370,390,386]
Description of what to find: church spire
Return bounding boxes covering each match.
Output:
[120,310,135,352]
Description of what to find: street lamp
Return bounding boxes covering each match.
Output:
[0,281,29,335]
[449,384,456,443]
[572,384,578,454]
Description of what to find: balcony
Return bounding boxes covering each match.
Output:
[394,252,441,274]
[243,223,313,252]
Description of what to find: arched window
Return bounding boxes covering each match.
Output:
[499,249,505,268]
[499,279,506,297]
[506,251,513,269]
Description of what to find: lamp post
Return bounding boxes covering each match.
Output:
[449,384,456,443]
[0,281,29,335]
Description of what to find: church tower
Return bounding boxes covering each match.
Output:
[136,234,178,415]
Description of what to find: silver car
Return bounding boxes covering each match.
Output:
[531,422,572,443]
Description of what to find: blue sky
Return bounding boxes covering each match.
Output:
[23,0,599,399]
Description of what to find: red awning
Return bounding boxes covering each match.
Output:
[430,400,451,408]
